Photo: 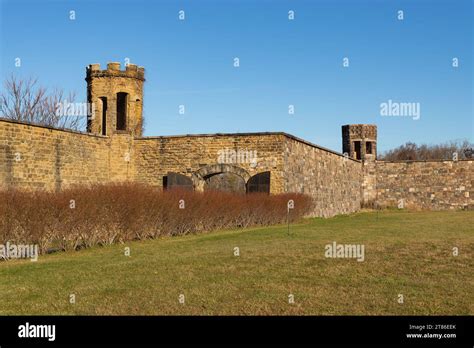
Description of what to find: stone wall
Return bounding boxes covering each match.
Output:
[133,133,286,193]
[0,119,133,190]
[0,121,367,217]
[283,135,362,217]
[2,117,471,216]
[375,160,473,210]
[133,133,364,217]
[361,156,377,206]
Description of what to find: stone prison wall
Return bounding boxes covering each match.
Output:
[0,119,134,190]
[133,133,287,193]
[1,117,472,216]
[133,133,365,218]
[283,136,362,217]
[375,160,473,210]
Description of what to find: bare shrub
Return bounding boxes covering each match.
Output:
[0,183,312,255]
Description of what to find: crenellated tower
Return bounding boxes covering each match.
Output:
[86,62,145,137]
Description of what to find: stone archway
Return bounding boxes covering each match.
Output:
[192,164,251,192]
[204,172,246,193]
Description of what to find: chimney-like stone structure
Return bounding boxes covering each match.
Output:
[342,124,377,161]
[342,124,378,207]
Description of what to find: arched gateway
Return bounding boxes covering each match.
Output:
[192,164,251,192]
[163,165,271,194]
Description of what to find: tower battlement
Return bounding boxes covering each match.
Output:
[86,62,145,81]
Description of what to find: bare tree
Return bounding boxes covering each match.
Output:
[380,140,474,161]
[0,75,84,131]
[464,146,474,159]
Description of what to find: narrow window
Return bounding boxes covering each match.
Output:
[354,141,361,160]
[116,92,128,131]
[99,97,107,136]
[87,115,92,133]
[366,141,372,155]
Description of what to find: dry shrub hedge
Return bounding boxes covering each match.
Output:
[0,183,312,254]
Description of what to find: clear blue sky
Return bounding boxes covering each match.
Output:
[1,0,472,153]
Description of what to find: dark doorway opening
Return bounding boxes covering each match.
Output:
[354,141,361,160]
[164,173,193,191]
[246,171,271,193]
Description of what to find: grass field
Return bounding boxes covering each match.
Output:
[0,210,472,315]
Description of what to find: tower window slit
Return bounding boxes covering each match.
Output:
[366,141,372,154]
[116,92,128,131]
[100,97,107,136]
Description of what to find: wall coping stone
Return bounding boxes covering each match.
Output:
[377,159,472,164]
[0,118,108,139]
[137,132,361,163]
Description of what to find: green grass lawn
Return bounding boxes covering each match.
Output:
[0,210,472,315]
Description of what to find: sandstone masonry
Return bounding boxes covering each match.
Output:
[0,62,472,216]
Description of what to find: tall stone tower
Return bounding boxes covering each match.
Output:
[86,62,145,137]
[342,124,377,161]
[342,124,377,207]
